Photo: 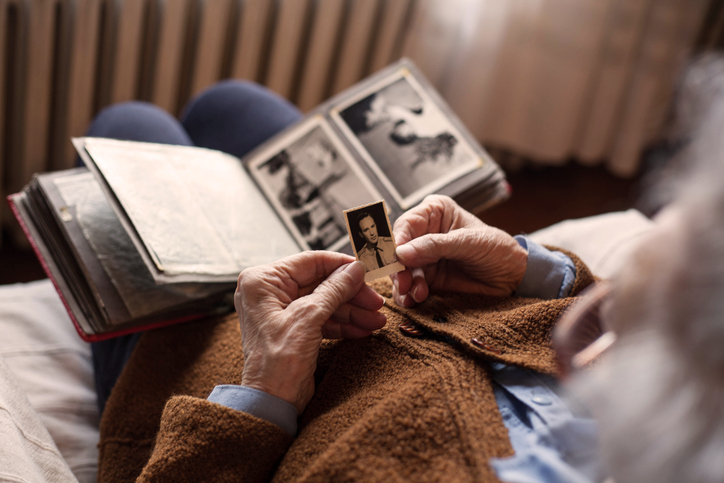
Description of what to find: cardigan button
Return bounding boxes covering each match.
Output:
[400,321,424,337]
[432,314,448,323]
[471,338,501,355]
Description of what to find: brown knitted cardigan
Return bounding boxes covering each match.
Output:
[97,249,595,482]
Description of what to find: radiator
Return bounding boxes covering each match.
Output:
[0,0,415,231]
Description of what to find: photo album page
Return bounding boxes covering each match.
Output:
[243,59,502,254]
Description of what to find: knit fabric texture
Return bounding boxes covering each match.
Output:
[97,248,595,482]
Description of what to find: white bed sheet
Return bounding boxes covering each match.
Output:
[0,279,98,482]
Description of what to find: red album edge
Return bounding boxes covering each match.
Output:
[6,194,209,342]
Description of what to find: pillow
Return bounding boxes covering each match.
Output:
[0,355,78,481]
[0,279,99,483]
[529,209,654,279]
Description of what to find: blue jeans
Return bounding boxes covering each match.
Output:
[89,80,302,415]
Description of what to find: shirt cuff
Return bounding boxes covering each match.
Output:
[514,236,576,299]
[208,385,298,436]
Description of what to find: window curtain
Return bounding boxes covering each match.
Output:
[401,0,710,177]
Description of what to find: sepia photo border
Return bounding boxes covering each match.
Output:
[247,115,384,251]
[330,67,484,210]
[343,200,405,282]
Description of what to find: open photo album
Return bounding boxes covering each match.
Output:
[8,59,509,341]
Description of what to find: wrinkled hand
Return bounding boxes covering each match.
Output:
[235,252,386,414]
[391,195,528,307]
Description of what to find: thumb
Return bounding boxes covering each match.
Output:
[395,231,475,268]
[289,261,367,324]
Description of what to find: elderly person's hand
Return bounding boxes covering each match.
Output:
[234,252,386,414]
[391,195,528,307]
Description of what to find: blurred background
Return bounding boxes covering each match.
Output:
[0,0,719,284]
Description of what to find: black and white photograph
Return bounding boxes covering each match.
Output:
[248,117,383,251]
[343,200,405,282]
[332,68,482,208]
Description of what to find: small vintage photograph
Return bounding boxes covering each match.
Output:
[332,68,481,208]
[248,117,383,251]
[344,200,405,282]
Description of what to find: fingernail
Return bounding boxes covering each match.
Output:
[396,244,414,260]
[344,260,366,278]
[373,312,387,327]
[392,277,399,294]
[411,285,420,302]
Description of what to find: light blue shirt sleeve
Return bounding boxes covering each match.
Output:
[207,385,298,436]
[514,235,576,299]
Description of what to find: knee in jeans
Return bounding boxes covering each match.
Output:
[91,101,175,130]
[84,100,190,147]
[187,80,269,107]
[182,80,301,121]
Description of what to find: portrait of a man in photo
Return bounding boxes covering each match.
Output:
[355,210,397,272]
[343,200,404,282]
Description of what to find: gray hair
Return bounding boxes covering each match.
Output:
[570,55,724,483]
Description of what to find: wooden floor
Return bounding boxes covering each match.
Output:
[0,162,641,286]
